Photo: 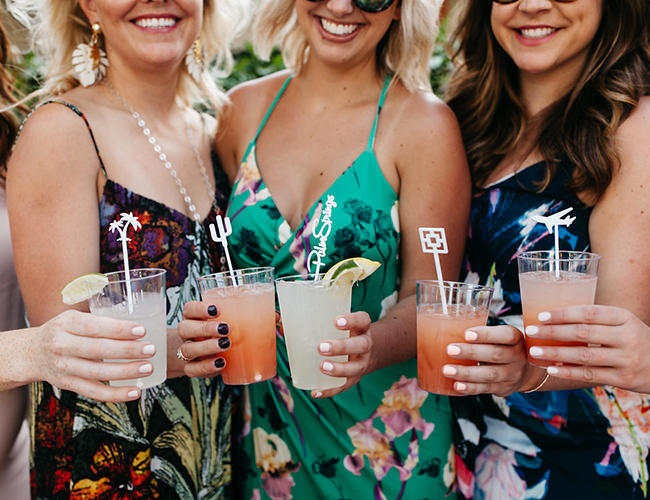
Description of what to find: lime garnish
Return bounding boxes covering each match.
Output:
[323,257,381,287]
[61,273,108,305]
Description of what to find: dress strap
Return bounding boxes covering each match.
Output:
[251,75,293,144]
[366,74,393,151]
[21,100,108,179]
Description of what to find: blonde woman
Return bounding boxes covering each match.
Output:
[6,0,242,498]
[181,0,471,498]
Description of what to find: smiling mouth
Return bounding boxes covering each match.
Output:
[320,17,360,36]
[518,27,558,39]
[134,17,178,29]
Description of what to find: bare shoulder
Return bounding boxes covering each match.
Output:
[614,96,650,181]
[226,70,292,120]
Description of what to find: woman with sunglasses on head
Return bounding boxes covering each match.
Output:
[6,0,242,498]
[188,0,470,497]
[440,0,650,497]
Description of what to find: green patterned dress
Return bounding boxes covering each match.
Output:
[226,76,455,500]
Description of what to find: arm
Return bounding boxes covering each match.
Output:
[0,310,154,401]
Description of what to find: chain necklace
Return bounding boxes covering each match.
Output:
[103,79,215,222]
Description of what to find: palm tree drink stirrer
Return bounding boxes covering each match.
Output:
[308,195,337,281]
[109,212,142,313]
[419,227,449,315]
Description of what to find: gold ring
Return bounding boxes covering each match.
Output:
[176,346,193,362]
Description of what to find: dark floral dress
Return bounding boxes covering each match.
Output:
[226,76,455,500]
[455,160,650,499]
[26,101,233,500]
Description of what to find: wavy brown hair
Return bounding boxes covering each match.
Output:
[0,10,27,180]
[445,0,650,199]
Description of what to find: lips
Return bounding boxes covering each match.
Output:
[133,17,178,29]
[320,17,359,36]
[517,27,558,39]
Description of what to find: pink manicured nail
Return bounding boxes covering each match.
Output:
[132,326,146,337]
[336,317,347,327]
[139,363,153,374]
[322,361,334,372]
[447,345,461,356]
[529,347,544,358]
[465,331,478,341]
[538,312,551,322]
[525,326,539,336]
[547,366,559,374]
[319,342,331,353]
[142,344,156,355]
[313,391,323,398]
[127,390,140,399]
[443,365,457,376]
[455,382,467,391]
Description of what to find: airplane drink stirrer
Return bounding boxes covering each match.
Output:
[531,207,576,278]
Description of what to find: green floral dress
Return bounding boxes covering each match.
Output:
[226,76,455,500]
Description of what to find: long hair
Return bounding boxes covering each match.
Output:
[251,0,443,93]
[5,0,246,117]
[445,0,650,198]
[0,9,27,181]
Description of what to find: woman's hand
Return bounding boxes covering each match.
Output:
[177,301,231,378]
[525,305,650,393]
[442,324,541,397]
[29,310,155,402]
[310,311,373,399]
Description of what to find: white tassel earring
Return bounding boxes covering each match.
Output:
[72,23,109,87]
[185,38,204,84]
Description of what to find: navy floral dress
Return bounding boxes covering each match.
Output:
[454,160,650,499]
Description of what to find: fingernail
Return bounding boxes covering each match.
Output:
[207,305,218,316]
[547,366,559,374]
[313,391,323,398]
[132,326,146,337]
[319,342,331,353]
[447,345,461,356]
[455,382,467,391]
[443,365,457,376]
[336,317,347,327]
[215,358,225,368]
[142,344,156,355]
[127,390,140,399]
[139,363,153,374]
[538,312,551,322]
[322,361,334,372]
[218,338,231,349]
[465,330,478,341]
[529,346,544,357]
[525,326,539,336]
[217,323,229,335]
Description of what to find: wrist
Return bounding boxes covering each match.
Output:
[520,366,550,393]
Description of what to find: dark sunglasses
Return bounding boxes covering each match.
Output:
[493,0,577,3]
[306,0,397,14]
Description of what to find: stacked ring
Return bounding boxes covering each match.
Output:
[176,346,193,362]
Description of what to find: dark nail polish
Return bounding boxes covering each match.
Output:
[218,338,231,349]
[217,323,229,335]
[215,358,225,368]
[207,305,218,316]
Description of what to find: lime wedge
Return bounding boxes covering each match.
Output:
[61,273,108,305]
[323,257,381,287]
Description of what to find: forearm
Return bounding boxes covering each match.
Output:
[367,295,418,374]
[0,328,40,391]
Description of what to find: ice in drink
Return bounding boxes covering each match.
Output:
[417,304,489,396]
[88,268,167,389]
[201,283,276,385]
[199,267,276,385]
[520,270,597,367]
[275,276,352,391]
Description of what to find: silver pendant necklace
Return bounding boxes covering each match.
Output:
[103,79,215,222]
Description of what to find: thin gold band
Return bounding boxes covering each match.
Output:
[522,371,550,393]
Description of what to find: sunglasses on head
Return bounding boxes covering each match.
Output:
[493,0,577,3]
[305,0,397,14]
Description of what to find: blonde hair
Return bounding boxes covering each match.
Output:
[5,0,245,114]
[251,0,443,93]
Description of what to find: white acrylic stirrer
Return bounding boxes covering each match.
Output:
[419,227,449,315]
[108,212,142,313]
[209,215,235,276]
[531,207,576,278]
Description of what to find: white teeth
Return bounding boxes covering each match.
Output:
[320,18,359,36]
[519,27,557,39]
[135,18,177,29]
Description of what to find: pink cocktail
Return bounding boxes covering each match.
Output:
[518,251,600,367]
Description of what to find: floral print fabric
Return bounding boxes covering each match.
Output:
[455,160,650,499]
[226,77,455,500]
[27,102,232,500]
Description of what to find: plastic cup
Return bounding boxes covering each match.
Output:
[416,281,493,396]
[87,268,167,389]
[275,274,352,391]
[518,250,600,367]
[198,267,276,385]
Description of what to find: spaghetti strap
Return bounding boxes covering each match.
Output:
[21,100,108,179]
[366,74,392,151]
[251,76,293,144]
